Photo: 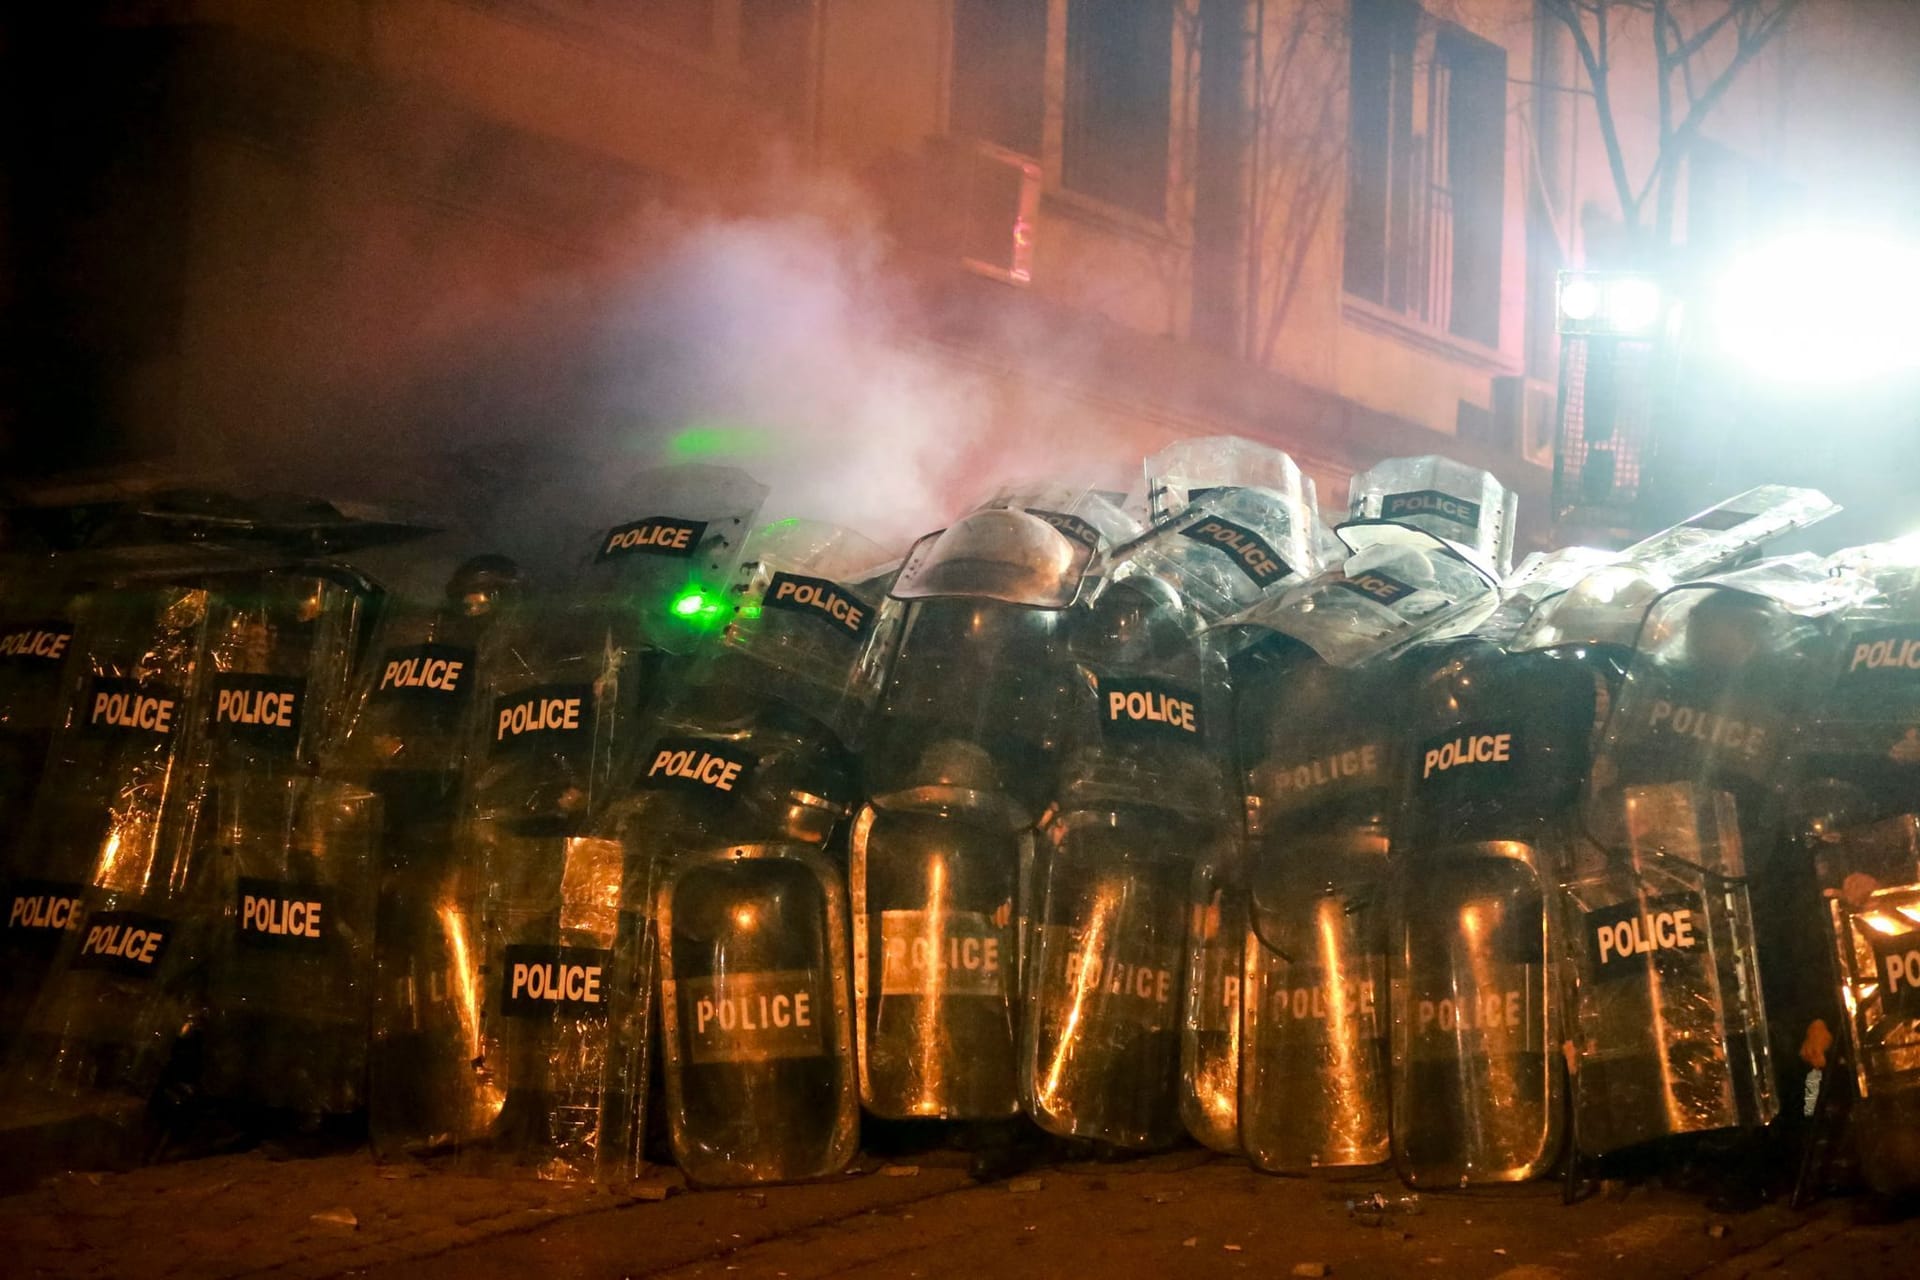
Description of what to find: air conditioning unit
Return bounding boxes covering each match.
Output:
[912,136,1040,285]
[1492,374,1558,467]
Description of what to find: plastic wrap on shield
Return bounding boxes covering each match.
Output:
[1791,543,1920,1193]
[853,493,1105,1122]
[1271,457,1515,662]
[346,557,521,1159]
[1346,455,1519,576]
[195,569,376,1119]
[1390,641,1606,1186]
[1227,529,1500,669]
[1574,562,1860,1161]
[637,521,883,1182]
[1513,486,1840,653]
[0,570,82,860]
[7,584,213,1104]
[1108,438,1323,627]
[461,599,643,1181]
[1021,572,1230,1150]
[1478,547,1623,651]
[1237,643,1403,1173]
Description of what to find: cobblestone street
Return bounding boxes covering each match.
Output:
[4,1146,1918,1279]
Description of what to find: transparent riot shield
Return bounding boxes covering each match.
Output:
[194,569,375,1120]
[1021,573,1229,1150]
[657,842,857,1186]
[7,584,214,1105]
[1113,439,1322,627]
[201,776,381,1119]
[1567,568,1851,1163]
[855,494,1106,1122]
[1792,548,1920,1194]
[0,571,81,860]
[1246,830,1392,1172]
[1390,641,1606,1187]
[1828,877,1920,1193]
[460,599,644,1182]
[1180,837,1244,1154]
[1237,644,1404,1174]
[635,519,888,1181]
[1346,455,1519,576]
[852,776,1028,1121]
[1562,785,1770,1156]
[348,557,519,1159]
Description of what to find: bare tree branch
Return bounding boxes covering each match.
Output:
[1544,0,1803,245]
[1633,0,1802,212]
[1668,3,1740,63]
[1540,0,1640,227]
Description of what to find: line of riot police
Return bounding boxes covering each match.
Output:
[1,452,1918,1208]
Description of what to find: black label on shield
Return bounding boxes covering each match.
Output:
[1094,673,1203,744]
[73,910,173,978]
[1873,931,1920,1023]
[1179,514,1291,587]
[1030,509,1103,551]
[1416,722,1522,797]
[1332,569,1418,606]
[765,571,871,641]
[500,944,613,1019]
[82,677,184,739]
[489,683,595,755]
[1841,627,1920,684]
[372,643,475,702]
[1584,892,1707,983]
[640,736,757,797]
[597,516,707,562]
[236,878,333,951]
[210,673,305,749]
[4,879,86,947]
[0,620,74,665]
[1383,489,1481,530]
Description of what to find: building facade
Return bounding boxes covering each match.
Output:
[2,1,1913,538]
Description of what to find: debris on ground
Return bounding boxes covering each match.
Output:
[1007,1176,1044,1194]
[310,1207,358,1231]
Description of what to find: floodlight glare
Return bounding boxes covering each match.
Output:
[1559,277,1601,323]
[1556,270,1662,337]
[1713,230,1920,383]
[1606,278,1662,333]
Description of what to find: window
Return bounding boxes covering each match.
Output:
[1063,0,1174,220]
[1343,0,1506,347]
[950,0,1047,156]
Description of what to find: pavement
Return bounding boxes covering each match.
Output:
[3,1143,1919,1279]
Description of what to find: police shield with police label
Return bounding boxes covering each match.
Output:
[639,520,887,1184]
[855,488,1126,1126]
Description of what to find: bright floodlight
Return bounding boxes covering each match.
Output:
[1559,277,1601,322]
[1606,278,1662,333]
[1713,230,1920,383]
[1557,270,1661,336]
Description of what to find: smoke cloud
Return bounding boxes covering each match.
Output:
[188,151,1147,576]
